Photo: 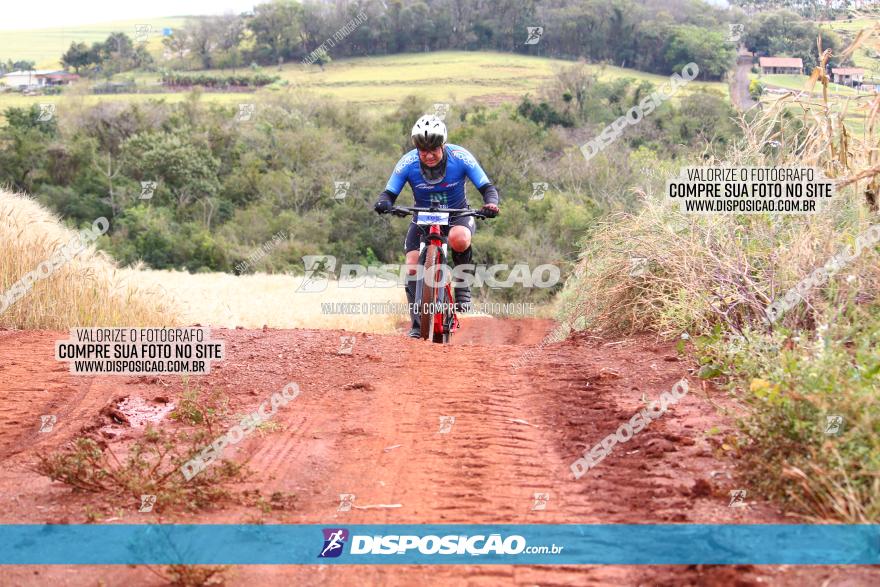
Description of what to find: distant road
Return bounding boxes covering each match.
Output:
[732,49,758,111]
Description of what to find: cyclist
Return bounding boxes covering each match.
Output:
[374,114,500,338]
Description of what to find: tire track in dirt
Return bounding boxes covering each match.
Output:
[0,330,101,461]
[1,321,879,586]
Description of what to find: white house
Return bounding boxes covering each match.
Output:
[0,70,79,90]
[830,67,865,87]
[758,57,804,75]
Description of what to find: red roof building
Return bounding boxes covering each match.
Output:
[759,57,804,75]
[830,67,865,86]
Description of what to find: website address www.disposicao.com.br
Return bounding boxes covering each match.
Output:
[318,530,564,559]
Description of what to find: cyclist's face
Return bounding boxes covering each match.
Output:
[418,146,444,167]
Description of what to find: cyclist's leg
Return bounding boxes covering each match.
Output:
[448,216,476,312]
[404,222,421,337]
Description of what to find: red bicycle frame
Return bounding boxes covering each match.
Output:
[424,223,459,339]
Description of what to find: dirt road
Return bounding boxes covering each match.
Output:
[732,51,758,111]
[0,319,877,586]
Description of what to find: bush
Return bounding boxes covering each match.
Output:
[693,313,880,521]
[517,95,574,128]
[109,206,229,272]
[36,431,241,511]
[36,382,248,513]
[161,72,279,88]
[749,78,765,99]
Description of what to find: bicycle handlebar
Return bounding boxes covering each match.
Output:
[389,206,488,219]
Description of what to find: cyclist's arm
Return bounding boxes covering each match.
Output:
[455,146,500,206]
[378,152,416,205]
[458,148,499,206]
[376,189,399,206]
[477,183,500,206]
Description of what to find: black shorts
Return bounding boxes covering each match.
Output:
[404,216,476,253]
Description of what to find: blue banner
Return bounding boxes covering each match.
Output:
[0,524,877,565]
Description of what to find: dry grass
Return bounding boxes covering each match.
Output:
[0,189,406,333]
[0,188,520,333]
[0,189,177,329]
[559,190,876,338]
[560,43,880,337]
[116,268,407,333]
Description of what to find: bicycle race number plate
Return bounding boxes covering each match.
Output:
[416,211,450,226]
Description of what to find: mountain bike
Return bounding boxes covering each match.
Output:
[389,206,487,343]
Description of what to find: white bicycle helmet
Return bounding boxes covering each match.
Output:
[411,115,447,150]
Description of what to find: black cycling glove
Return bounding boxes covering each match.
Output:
[374,200,392,214]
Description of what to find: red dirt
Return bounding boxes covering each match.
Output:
[0,319,877,586]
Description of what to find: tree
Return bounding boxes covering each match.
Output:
[215,47,244,73]
[90,32,152,76]
[749,78,765,99]
[100,33,135,62]
[61,42,98,73]
[399,2,436,52]
[313,51,331,71]
[0,105,57,192]
[82,102,149,217]
[123,129,221,227]
[185,18,218,69]
[730,0,848,20]
[178,15,243,69]
[667,91,739,147]
[743,10,842,70]
[214,14,246,53]
[12,60,36,71]
[248,0,303,63]
[664,25,735,80]
[297,2,330,55]
[162,29,191,63]
[3,104,58,136]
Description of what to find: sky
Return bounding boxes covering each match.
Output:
[0,0,258,30]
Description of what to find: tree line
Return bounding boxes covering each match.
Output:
[51,0,741,81]
[0,1,847,84]
[49,1,848,82]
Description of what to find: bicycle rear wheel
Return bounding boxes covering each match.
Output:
[418,243,440,340]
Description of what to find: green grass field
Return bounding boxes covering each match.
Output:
[0,50,729,122]
[818,16,876,33]
[0,17,187,69]
[759,73,864,96]
[111,51,729,98]
[761,75,876,135]
[761,90,872,136]
[238,51,727,105]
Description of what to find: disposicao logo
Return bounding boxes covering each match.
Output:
[350,534,527,555]
[318,528,349,558]
[316,530,562,559]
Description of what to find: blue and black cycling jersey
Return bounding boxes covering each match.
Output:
[380,144,499,209]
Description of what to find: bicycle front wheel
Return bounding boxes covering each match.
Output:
[418,243,440,340]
